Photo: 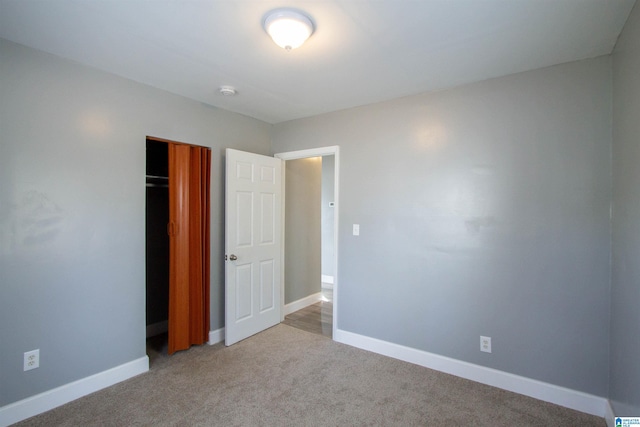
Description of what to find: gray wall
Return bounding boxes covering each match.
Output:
[611,2,640,416]
[0,39,271,406]
[272,57,612,396]
[321,156,335,278]
[284,158,322,304]
[4,20,636,411]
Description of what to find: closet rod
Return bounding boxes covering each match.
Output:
[146,183,169,188]
[146,174,168,180]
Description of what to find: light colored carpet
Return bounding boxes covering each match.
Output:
[15,324,605,426]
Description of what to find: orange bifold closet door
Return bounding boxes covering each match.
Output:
[168,143,211,354]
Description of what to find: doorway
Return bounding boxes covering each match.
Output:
[223,146,339,345]
[279,156,332,337]
[275,146,340,340]
[145,140,169,344]
[145,137,211,357]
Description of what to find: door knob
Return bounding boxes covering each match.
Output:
[229,254,238,261]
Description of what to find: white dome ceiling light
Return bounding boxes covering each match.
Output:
[263,8,314,51]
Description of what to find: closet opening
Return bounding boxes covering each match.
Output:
[145,136,211,360]
[146,140,170,355]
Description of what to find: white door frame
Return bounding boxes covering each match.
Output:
[274,146,340,339]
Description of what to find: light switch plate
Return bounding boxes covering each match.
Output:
[353,224,360,236]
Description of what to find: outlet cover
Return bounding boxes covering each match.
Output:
[24,349,39,371]
[480,336,492,353]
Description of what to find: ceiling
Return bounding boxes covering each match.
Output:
[0,1,636,124]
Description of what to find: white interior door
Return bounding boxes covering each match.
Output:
[225,149,282,346]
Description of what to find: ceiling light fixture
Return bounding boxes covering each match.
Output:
[263,8,314,51]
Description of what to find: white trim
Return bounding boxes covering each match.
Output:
[321,282,334,290]
[275,146,340,160]
[284,292,322,316]
[334,329,609,419]
[321,275,334,285]
[0,356,148,427]
[208,327,225,345]
[604,400,615,427]
[278,157,287,322]
[275,146,340,340]
[146,320,168,338]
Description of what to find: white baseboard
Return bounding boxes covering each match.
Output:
[208,327,225,345]
[334,328,609,419]
[321,275,334,285]
[284,292,322,316]
[604,399,615,427]
[0,356,149,427]
[211,292,322,344]
[146,320,168,338]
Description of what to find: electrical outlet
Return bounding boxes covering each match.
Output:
[24,349,39,371]
[480,336,491,353]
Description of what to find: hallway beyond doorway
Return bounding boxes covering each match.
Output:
[283,287,333,338]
